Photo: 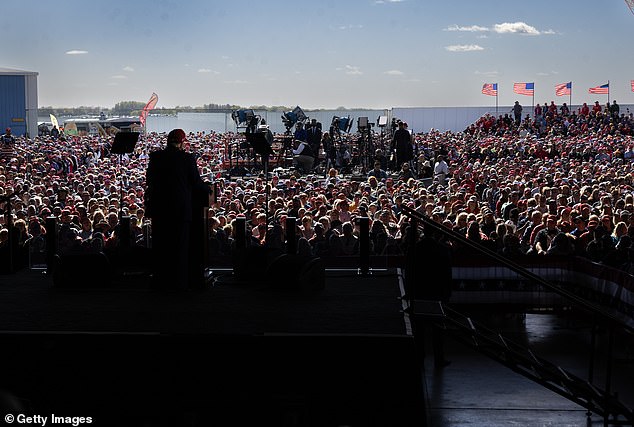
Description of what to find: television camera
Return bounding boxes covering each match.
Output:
[281,106,307,134]
[330,115,353,136]
[231,109,257,132]
[390,117,401,137]
[357,116,373,133]
[227,109,273,175]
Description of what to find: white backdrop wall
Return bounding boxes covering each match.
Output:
[393,106,502,133]
[393,104,634,134]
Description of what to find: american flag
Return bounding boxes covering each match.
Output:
[481,83,498,96]
[513,82,534,96]
[555,82,572,96]
[588,83,609,95]
[631,80,634,92]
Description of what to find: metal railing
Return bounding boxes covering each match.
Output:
[400,204,634,426]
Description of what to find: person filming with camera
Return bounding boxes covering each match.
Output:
[292,122,315,174]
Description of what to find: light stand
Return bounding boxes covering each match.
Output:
[356,117,374,174]
[231,109,255,133]
[281,106,307,132]
[328,115,353,175]
[280,106,308,170]
[230,109,256,176]
[377,115,388,140]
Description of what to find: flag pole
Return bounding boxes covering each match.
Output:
[607,80,610,104]
[496,83,498,115]
[569,82,572,110]
[532,83,534,116]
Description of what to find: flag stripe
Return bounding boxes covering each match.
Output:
[481,83,497,96]
[588,83,609,95]
[513,82,534,96]
[555,82,571,96]
[631,80,634,92]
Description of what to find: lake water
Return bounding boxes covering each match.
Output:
[145,109,389,135]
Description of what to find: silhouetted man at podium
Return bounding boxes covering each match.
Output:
[145,129,211,290]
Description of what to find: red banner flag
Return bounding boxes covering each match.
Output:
[139,93,158,126]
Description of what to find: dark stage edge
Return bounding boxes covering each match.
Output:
[0,268,426,427]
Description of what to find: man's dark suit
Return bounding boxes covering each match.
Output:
[392,128,413,169]
[145,145,209,290]
[306,125,322,164]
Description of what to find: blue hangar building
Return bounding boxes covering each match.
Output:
[0,68,39,137]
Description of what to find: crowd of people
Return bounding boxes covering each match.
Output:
[1,100,634,275]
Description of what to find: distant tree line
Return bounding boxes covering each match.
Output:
[38,102,362,118]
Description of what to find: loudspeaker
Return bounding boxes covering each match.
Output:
[358,117,369,128]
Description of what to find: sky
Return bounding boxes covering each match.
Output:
[3,0,634,109]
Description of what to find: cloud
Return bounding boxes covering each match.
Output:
[198,68,219,74]
[375,0,404,4]
[122,66,134,72]
[223,80,249,84]
[338,24,363,30]
[384,70,404,75]
[344,65,362,75]
[537,70,560,76]
[404,78,421,82]
[65,50,88,55]
[444,24,489,32]
[445,44,484,52]
[475,70,499,77]
[111,75,127,79]
[444,22,556,36]
[493,22,540,35]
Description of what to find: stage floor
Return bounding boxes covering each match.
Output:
[0,268,424,427]
[0,268,410,335]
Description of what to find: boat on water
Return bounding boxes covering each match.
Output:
[62,116,142,136]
